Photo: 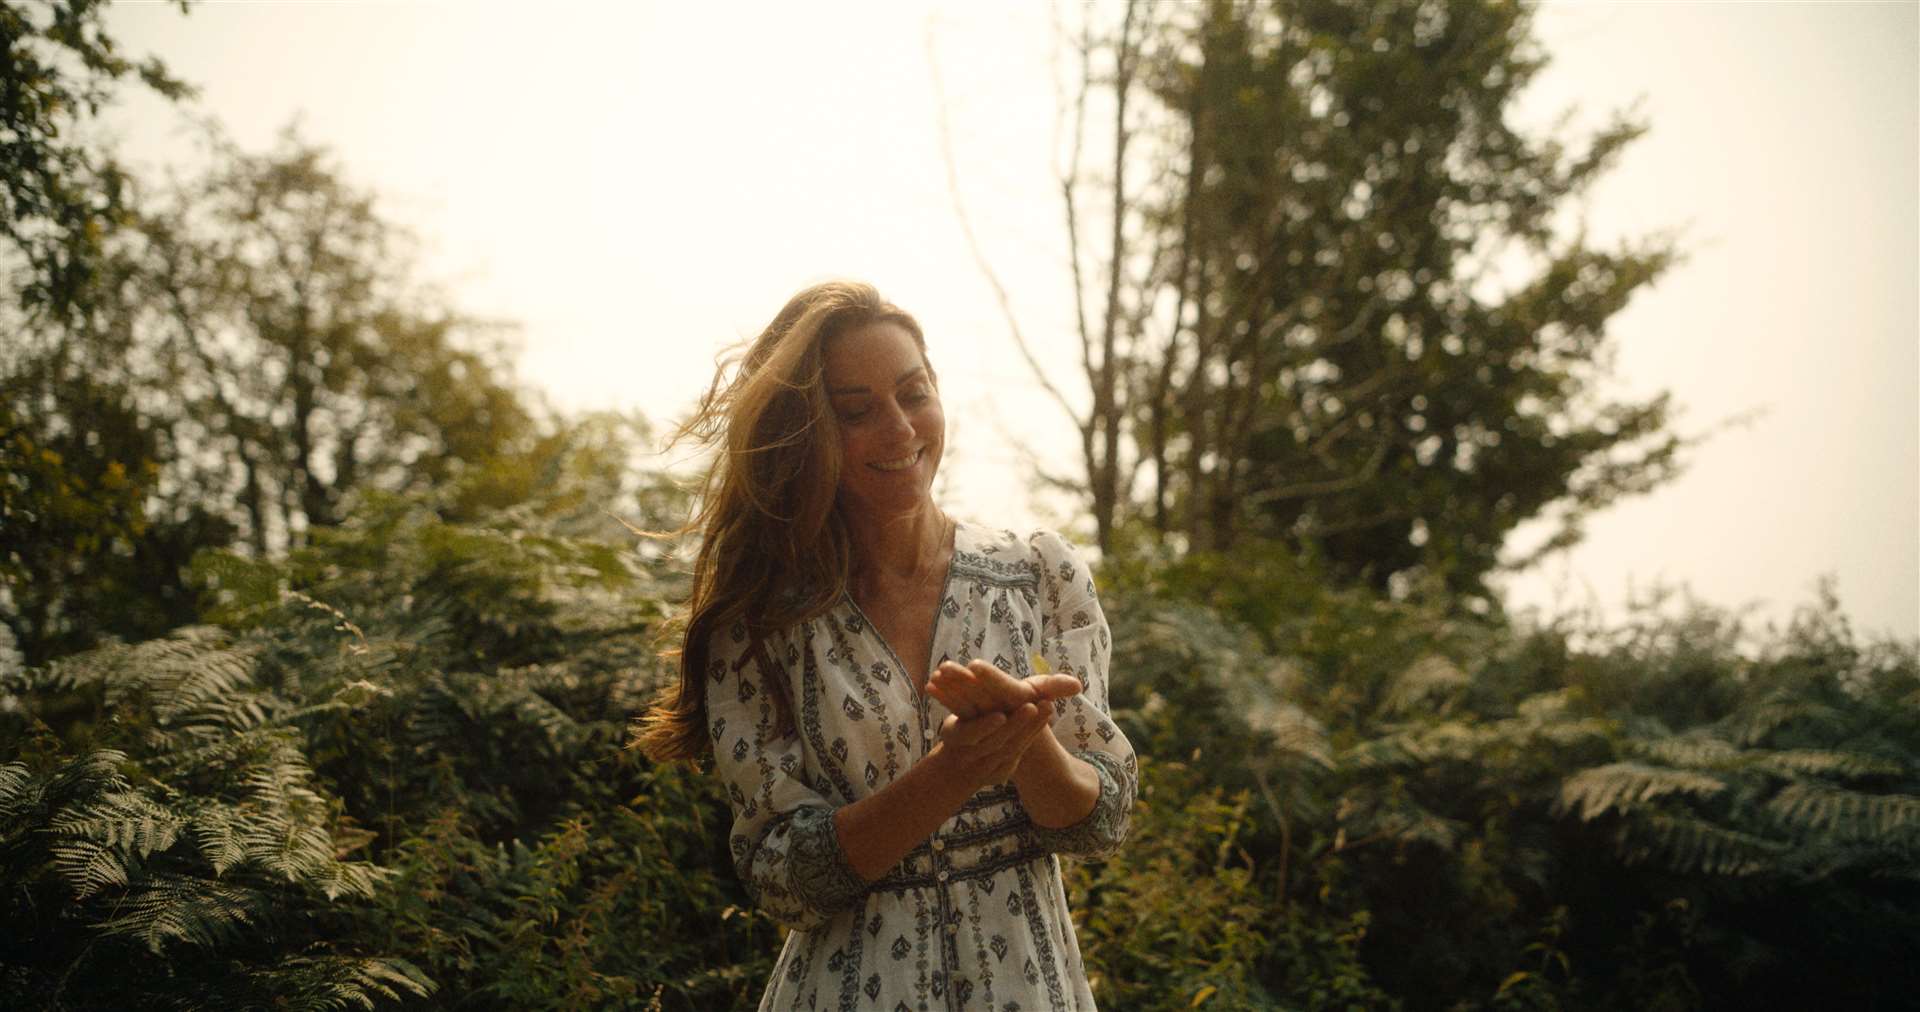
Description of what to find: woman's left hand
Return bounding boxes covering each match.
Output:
[926,659,1080,720]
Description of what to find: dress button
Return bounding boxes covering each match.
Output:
[932,838,946,852]
[937,869,950,883]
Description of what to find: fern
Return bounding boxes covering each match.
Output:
[189,955,436,1010]
[0,761,32,826]
[1768,782,1920,841]
[46,781,182,898]
[1556,763,1728,822]
[1612,813,1790,876]
[1747,748,1904,781]
[3,628,428,1002]
[1629,733,1740,769]
[96,871,263,952]
[1383,653,1470,715]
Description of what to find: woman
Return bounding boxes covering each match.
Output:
[638,280,1136,1011]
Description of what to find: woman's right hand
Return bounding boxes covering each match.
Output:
[928,699,1056,789]
[927,659,1081,721]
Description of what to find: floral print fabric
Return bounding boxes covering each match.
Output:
[706,522,1138,1011]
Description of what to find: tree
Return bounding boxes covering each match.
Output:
[112,128,537,553]
[0,0,190,318]
[2,128,539,661]
[1014,0,1694,613]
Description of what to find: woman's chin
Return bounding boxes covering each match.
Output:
[840,484,937,523]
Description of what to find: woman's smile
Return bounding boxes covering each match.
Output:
[871,448,923,472]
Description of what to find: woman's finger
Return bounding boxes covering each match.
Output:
[1027,673,1082,700]
[966,659,1043,710]
[940,709,1006,747]
[975,701,1049,754]
[926,673,982,719]
[925,680,970,719]
[930,661,995,717]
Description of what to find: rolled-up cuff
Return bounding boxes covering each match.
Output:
[787,804,869,916]
[1029,750,1135,858]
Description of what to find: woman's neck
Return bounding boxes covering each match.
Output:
[846,503,952,588]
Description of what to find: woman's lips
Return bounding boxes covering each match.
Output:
[871,448,922,472]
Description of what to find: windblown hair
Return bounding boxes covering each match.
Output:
[634,280,929,762]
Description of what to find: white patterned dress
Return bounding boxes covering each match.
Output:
[705,521,1138,1012]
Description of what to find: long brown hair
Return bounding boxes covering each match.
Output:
[633,280,929,762]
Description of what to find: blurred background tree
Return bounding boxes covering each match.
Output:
[1042,0,1694,619]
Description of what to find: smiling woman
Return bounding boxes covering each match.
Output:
[635,280,1137,1010]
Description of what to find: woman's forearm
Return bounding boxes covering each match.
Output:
[834,705,1051,881]
[833,748,979,882]
[1009,726,1100,829]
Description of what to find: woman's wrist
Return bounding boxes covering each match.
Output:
[1010,725,1100,829]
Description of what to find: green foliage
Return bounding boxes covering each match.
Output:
[0,388,210,665]
[1068,761,1274,1009]
[0,0,190,317]
[0,629,428,1008]
[1100,530,1920,1009]
[0,423,763,1009]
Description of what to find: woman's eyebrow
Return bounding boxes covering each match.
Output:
[827,366,926,396]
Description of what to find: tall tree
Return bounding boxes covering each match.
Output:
[3,129,538,661]
[107,128,536,554]
[0,0,189,319]
[1037,0,1695,613]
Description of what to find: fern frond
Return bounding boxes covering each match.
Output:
[95,871,262,953]
[138,634,260,728]
[1629,734,1741,769]
[189,804,248,875]
[1344,720,1498,770]
[245,812,338,883]
[310,859,393,901]
[1556,762,1727,822]
[0,761,34,827]
[234,955,436,1010]
[1768,782,1920,841]
[1383,654,1469,715]
[43,751,182,899]
[1748,749,1905,781]
[1720,696,1841,747]
[1616,812,1789,876]
[1242,699,1333,769]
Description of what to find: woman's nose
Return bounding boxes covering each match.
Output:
[881,400,915,438]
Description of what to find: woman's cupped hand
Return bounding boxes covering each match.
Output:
[925,660,1081,788]
[926,659,1080,720]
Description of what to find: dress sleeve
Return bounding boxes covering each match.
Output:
[1025,529,1138,860]
[704,620,866,931]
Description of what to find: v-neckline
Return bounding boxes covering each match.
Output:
[842,519,962,699]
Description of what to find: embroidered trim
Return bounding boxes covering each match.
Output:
[870,844,1053,894]
[787,804,869,916]
[949,549,1039,590]
[1027,750,1134,858]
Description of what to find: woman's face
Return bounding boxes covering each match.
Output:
[822,320,944,523]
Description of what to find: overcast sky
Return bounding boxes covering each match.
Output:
[105,0,1917,650]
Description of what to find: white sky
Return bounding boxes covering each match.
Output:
[105,0,1917,649]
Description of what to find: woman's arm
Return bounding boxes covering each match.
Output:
[926,661,1101,829]
[833,700,1055,881]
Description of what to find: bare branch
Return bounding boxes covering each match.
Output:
[926,15,1081,429]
